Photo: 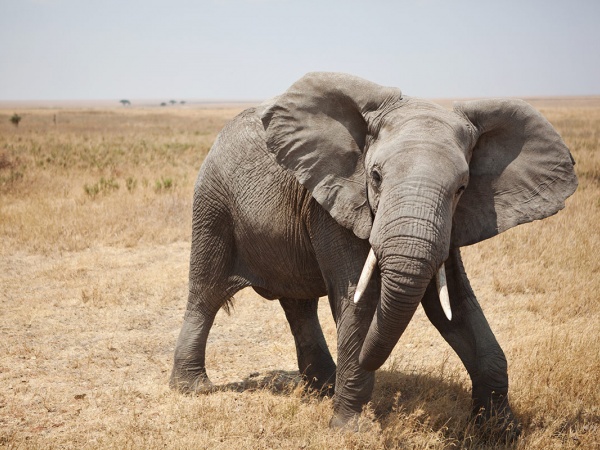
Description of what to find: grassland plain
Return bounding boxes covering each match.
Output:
[0,100,598,449]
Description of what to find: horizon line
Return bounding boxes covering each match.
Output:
[2,94,600,110]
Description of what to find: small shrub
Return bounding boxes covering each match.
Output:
[99,177,119,192]
[10,113,22,128]
[154,177,174,192]
[84,183,100,199]
[126,177,137,192]
[84,177,120,199]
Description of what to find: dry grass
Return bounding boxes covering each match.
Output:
[1,100,599,449]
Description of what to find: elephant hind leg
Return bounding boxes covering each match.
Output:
[171,190,249,393]
[279,298,336,396]
[170,305,217,394]
[170,284,246,394]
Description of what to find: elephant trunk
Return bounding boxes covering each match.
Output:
[358,252,433,371]
[354,249,452,321]
[358,185,451,371]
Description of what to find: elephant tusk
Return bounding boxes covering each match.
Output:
[436,264,452,321]
[354,248,377,303]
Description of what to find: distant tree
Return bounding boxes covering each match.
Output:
[10,113,21,128]
[120,99,131,106]
[180,100,186,105]
[169,100,177,105]
[160,102,167,107]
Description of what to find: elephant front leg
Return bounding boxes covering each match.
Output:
[421,249,520,441]
[329,292,379,429]
[308,211,379,429]
[279,298,336,395]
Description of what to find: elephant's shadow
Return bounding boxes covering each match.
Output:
[212,370,305,395]
[213,368,472,425]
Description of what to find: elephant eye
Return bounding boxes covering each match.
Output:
[456,185,466,196]
[371,169,382,188]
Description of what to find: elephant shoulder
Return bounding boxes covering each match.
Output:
[199,104,297,195]
[208,106,270,158]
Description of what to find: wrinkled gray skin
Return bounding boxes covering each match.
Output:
[170,73,577,438]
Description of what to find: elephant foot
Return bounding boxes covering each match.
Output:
[329,412,360,431]
[472,397,521,443]
[169,366,215,394]
[329,409,376,433]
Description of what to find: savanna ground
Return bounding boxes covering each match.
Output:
[1,98,599,449]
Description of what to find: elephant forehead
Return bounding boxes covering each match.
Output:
[371,129,470,178]
[403,115,471,145]
[379,100,475,153]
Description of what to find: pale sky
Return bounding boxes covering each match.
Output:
[1,0,599,101]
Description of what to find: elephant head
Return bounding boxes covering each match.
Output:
[260,72,577,371]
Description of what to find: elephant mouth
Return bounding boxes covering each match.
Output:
[354,247,452,321]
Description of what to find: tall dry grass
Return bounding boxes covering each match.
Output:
[0,100,598,449]
[0,108,234,253]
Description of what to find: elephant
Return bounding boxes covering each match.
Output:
[170,72,577,438]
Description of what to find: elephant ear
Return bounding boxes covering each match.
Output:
[452,99,578,247]
[260,72,402,240]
